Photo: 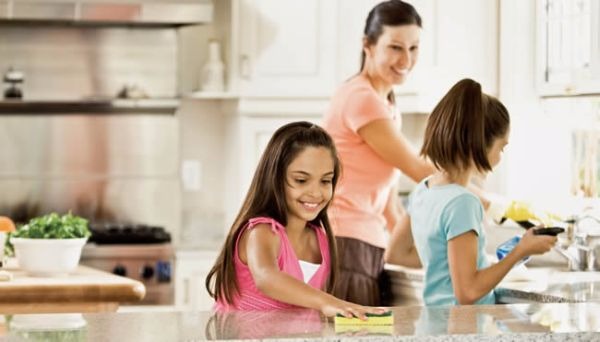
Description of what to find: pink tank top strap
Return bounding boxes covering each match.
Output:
[305,223,331,287]
[234,217,285,256]
[248,217,283,232]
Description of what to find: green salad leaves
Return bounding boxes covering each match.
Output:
[11,212,91,239]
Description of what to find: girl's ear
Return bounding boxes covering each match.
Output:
[362,37,372,57]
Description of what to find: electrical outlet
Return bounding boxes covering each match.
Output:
[181,160,202,192]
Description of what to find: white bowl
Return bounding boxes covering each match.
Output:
[11,238,88,277]
[10,313,87,331]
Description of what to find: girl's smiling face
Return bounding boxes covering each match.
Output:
[284,146,335,225]
[364,24,421,87]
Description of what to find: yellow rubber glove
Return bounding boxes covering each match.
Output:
[503,201,541,223]
[503,200,562,226]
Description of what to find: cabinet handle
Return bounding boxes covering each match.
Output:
[240,54,251,80]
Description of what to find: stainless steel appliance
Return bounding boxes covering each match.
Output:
[0,0,214,25]
[0,18,183,239]
[0,4,188,307]
[81,223,175,305]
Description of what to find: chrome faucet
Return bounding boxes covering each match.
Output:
[554,215,600,271]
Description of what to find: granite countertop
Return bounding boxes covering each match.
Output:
[385,264,600,304]
[496,268,600,304]
[1,303,599,341]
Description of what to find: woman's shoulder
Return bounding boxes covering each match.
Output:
[335,76,379,99]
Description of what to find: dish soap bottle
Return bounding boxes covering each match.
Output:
[496,235,530,267]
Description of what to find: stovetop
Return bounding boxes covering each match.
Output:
[88,222,171,244]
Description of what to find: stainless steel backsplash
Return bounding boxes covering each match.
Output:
[0,25,182,241]
[0,26,177,99]
[0,114,181,242]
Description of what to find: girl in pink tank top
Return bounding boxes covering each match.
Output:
[205,121,387,319]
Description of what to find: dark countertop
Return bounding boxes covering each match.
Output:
[1,303,599,341]
[0,98,179,114]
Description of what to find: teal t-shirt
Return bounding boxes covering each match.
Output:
[408,178,495,306]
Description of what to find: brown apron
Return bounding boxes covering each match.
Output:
[332,236,392,306]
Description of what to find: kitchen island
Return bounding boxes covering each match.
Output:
[0,262,145,313]
[0,303,598,341]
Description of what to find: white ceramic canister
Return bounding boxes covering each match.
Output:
[201,40,225,92]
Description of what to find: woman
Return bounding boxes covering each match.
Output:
[322,0,434,306]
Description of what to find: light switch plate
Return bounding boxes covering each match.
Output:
[181,159,202,192]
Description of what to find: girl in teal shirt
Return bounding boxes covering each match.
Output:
[385,79,557,305]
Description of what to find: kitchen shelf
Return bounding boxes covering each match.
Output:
[0,99,180,114]
[185,92,239,100]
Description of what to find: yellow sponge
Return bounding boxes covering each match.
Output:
[334,324,393,335]
[334,311,393,325]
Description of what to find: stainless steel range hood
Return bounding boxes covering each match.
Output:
[0,0,213,25]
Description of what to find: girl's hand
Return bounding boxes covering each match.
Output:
[320,297,388,320]
[516,228,557,257]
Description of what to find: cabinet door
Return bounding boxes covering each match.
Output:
[425,0,498,99]
[236,0,337,97]
[336,0,380,83]
[175,252,217,311]
[536,0,600,96]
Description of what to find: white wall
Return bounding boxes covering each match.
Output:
[498,0,600,216]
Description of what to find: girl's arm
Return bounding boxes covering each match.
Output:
[242,224,386,318]
[383,183,405,234]
[384,213,421,268]
[448,229,556,304]
[358,119,435,182]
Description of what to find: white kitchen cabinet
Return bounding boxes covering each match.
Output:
[223,114,322,229]
[536,0,600,96]
[175,250,218,311]
[397,0,498,113]
[228,0,497,112]
[231,0,337,98]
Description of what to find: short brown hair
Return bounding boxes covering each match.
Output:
[421,78,510,173]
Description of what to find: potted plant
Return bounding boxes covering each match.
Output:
[8,212,91,277]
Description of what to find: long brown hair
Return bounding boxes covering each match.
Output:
[360,0,422,104]
[421,78,510,174]
[205,121,341,304]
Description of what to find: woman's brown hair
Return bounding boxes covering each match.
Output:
[421,78,510,174]
[205,121,341,304]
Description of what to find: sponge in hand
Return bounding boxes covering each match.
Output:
[334,311,393,326]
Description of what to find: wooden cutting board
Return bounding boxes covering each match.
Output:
[0,261,145,313]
